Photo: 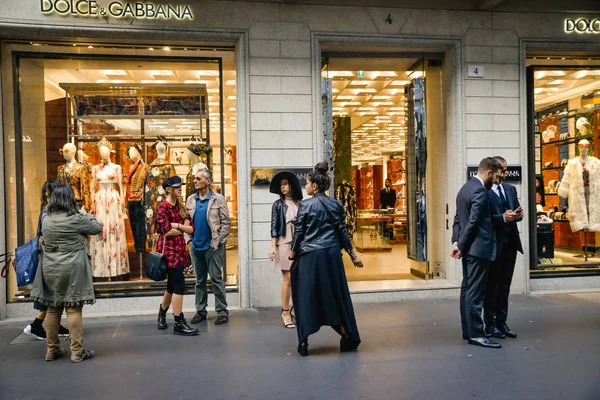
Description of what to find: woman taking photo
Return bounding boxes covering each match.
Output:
[30,185,102,362]
[268,172,303,329]
[155,176,198,336]
[289,161,363,357]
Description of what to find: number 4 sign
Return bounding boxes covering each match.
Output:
[468,65,485,78]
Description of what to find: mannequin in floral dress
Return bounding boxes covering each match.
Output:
[90,137,130,280]
[144,140,176,247]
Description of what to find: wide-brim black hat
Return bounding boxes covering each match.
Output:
[269,171,303,200]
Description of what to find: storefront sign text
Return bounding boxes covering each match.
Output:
[564,18,600,34]
[467,166,522,182]
[40,0,194,20]
[252,169,312,187]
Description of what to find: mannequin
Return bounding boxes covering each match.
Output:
[57,143,91,212]
[185,143,209,199]
[558,139,600,233]
[144,140,176,246]
[126,144,149,265]
[90,137,130,279]
[576,117,592,135]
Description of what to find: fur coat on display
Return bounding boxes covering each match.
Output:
[557,156,600,232]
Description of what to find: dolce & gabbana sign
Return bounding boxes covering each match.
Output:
[41,0,194,20]
[564,18,600,34]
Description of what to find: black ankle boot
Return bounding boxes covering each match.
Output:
[298,341,308,357]
[157,305,168,330]
[340,335,359,353]
[174,313,199,336]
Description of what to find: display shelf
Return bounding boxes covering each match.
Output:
[355,210,393,253]
[543,134,594,147]
[72,114,203,120]
[542,166,566,171]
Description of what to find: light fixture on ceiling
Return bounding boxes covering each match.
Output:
[198,70,219,76]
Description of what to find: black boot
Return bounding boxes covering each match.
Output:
[174,313,199,336]
[157,305,168,330]
[298,340,308,357]
[340,334,359,353]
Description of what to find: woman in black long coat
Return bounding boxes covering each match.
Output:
[289,161,363,357]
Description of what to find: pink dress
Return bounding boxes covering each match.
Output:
[274,199,298,271]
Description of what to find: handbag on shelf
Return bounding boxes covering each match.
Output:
[146,235,167,282]
[15,236,40,287]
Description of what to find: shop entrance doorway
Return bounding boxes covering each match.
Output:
[321,55,446,282]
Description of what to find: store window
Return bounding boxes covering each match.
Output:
[2,41,239,303]
[528,55,600,276]
[321,55,446,281]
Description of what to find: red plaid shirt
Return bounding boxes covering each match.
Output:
[155,200,187,269]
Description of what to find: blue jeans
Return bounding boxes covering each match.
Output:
[189,244,228,317]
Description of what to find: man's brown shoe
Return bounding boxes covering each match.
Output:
[45,348,67,361]
[215,315,229,325]
[190,313,206,324]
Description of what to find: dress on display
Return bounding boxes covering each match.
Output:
[335,182,357,238]
[185,161,208,199]
[57,161,91,211]
[127,160,150,253]
[144,158,176,240]
[90,162,130,278]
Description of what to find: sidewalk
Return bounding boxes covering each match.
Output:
[1,292,599,400]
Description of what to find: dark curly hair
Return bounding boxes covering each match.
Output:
[40,180,60,214]
[47,185,79,216]
[308,161,330,193]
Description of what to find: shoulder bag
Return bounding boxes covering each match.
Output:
[146,236,167,281]
[15,236,40,288]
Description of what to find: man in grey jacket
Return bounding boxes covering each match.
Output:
[185,168,231,325]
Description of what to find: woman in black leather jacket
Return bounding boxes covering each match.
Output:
[268,172,303,329]
[289,161,363,357]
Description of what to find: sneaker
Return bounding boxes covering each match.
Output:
[58,325,69,337]
[71,349,95,363]
[190,312,207,324]
[24,324,46,340]
[215,315,229,325]
[45,348,67,361]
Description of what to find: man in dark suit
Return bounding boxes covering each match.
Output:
[484,156,523,340]
[451,157,503,349]
[380,179,396,209]
[380,179,397,239]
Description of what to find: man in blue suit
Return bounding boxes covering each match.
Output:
[484,156,523,340]
[451,157,503,349]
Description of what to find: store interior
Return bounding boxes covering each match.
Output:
[5,42,239,301]
[323,56,445,282]
[529,55,600,275]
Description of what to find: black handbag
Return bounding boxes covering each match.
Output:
[146,236,167,281]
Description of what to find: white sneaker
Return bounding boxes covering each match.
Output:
[23,324,46,340]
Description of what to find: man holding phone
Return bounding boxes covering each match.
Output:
[484,156,524,340]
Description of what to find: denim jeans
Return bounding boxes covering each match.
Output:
[189,244,228,316]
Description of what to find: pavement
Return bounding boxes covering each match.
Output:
[1,292,599,400]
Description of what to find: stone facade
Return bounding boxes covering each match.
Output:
[0,1,599,317]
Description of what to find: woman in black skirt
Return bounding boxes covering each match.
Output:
[289,161,363,357]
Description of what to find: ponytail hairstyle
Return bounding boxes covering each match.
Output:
[308,161,331,193]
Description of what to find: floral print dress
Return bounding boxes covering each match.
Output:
[144,158,176,245]
[90,162,130,278]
